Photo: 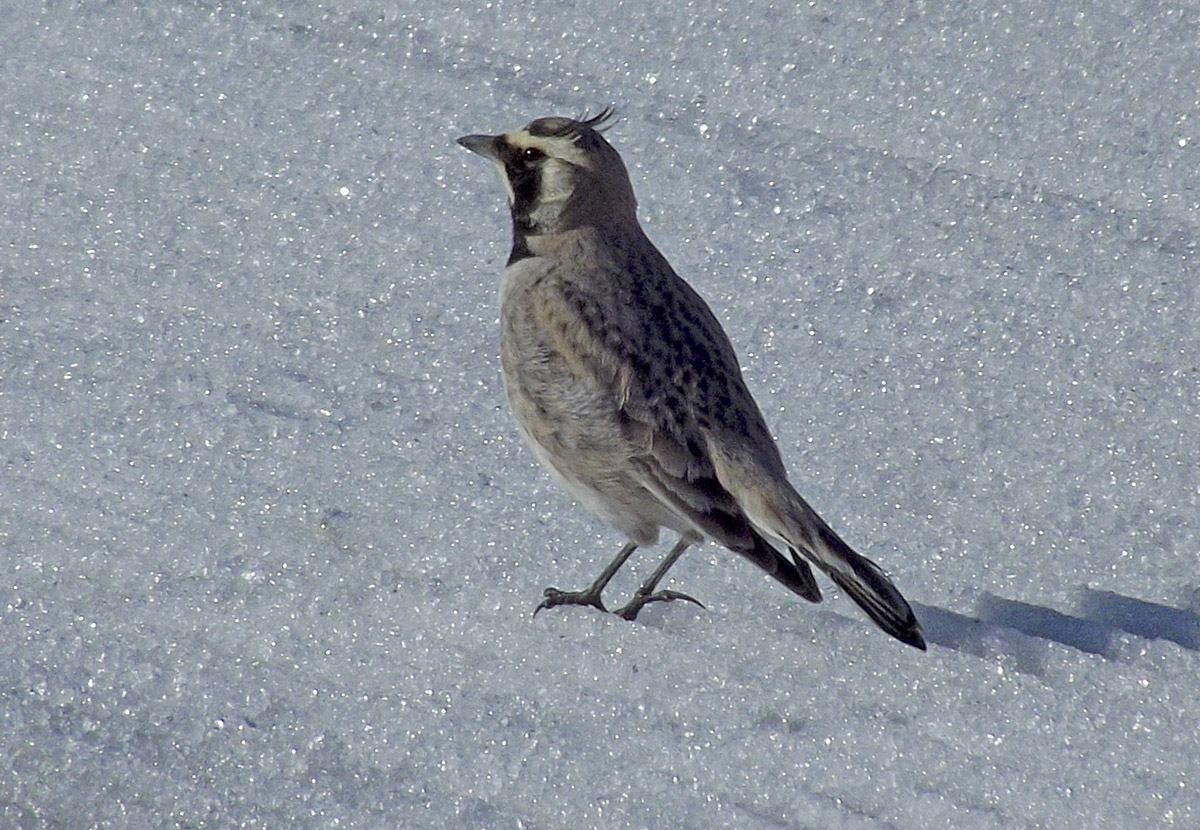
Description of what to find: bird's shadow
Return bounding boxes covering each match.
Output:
[915,588,1200,675]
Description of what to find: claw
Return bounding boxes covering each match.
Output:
[532,586,607,618]
[614,589,706,621]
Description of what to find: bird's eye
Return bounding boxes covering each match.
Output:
[521,147,545,162]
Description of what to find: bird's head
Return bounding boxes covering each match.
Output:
[457,109,637,239]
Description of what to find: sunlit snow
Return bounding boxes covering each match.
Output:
[3,2,1198,827]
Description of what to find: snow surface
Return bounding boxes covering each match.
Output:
[2,1,1199,827]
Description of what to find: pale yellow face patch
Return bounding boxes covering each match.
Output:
[487,127,592,221]
[484,156,516,204]
[506,127,592,168]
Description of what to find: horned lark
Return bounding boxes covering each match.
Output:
[458,110,925,649]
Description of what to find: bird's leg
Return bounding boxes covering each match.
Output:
[614,536,705,621]
[534,541,639,616]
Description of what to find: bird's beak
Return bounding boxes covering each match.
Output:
[456,133,500,161]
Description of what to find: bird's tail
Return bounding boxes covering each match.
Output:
[745,530,822,603]
[781,494,926,650]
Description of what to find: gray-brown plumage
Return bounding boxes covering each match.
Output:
[458,111,925,649]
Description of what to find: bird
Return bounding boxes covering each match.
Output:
[457,109,925,649]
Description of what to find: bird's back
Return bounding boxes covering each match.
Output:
[500,221,791,547]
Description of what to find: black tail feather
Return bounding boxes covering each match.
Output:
[815,526,925,650]
[744,531,822,603]
[825,563,925,650]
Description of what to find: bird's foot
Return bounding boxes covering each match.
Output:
[533,586,607,617]
[614,589,705,621]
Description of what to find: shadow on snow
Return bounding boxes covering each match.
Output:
[914,588,1200,674]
